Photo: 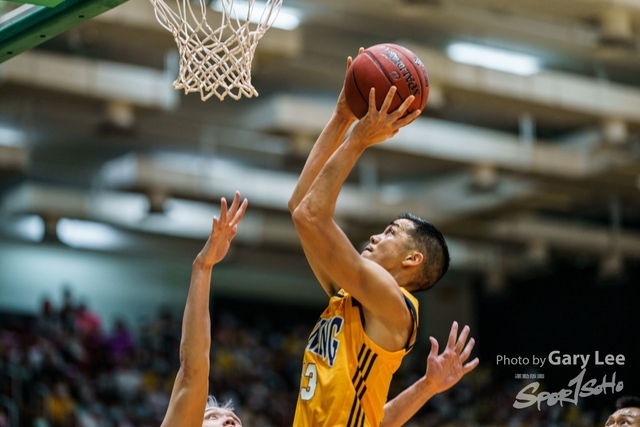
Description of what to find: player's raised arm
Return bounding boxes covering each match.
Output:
[381,322,480,427]
[288,51,361,214]
[161,192,248,427]
[288,52,361,297]
[292,87,421,349]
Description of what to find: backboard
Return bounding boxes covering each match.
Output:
[0,0,128,63]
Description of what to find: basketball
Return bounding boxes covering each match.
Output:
[344,43,429,119]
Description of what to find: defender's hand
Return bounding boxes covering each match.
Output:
[196,191,248,268]
[423,321,479,394]
[350,86,421,148]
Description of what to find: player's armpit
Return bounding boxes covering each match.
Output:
[301,240,339,297]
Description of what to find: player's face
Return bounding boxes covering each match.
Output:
[605,408,640,427]
[203,407,242,427]
[361,219,414,270]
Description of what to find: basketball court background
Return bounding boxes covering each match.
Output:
[0,0,639,425]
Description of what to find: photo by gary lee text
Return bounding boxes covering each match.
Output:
[496,351,625,370]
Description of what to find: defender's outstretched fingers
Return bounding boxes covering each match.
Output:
[456,325,471,354]
[232,198,248,226]
[460,337,475,362]
[463,357,480,374]
[220,197,228,226]
[228,224,238,241]
[428,336,439,357]
[447,321,458,350]
[227,191,242,220]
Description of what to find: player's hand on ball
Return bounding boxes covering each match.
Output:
[336,48,365,122]
[423,321,479,394]
[351,87,421,148]
[196,191,248,268]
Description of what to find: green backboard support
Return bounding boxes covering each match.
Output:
[0,0,129,63]
[9,0,67,9]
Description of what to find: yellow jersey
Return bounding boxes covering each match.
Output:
[293,288,419,427]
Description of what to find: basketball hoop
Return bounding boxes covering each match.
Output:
[149,0,283,101]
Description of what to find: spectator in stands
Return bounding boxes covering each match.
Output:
[106,319,134,364]
[36,298,61,337]
[46,381,76,427]
[75,303,102,336]
[59,287,77,333]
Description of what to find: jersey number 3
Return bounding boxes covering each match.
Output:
[300,363,317,401]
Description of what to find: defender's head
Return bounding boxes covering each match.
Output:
[605,397,640,427]
[203,396,241,427]
[361,213,450,292]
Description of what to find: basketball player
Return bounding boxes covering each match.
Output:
[605,396,640,426]
[161,192,478,427]
[288,52,478,426]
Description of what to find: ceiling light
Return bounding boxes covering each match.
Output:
[211,0,301,30]
[56,218,128,250]
[447,43,540,76]
[0,125,26,147]
[12,215,45,242]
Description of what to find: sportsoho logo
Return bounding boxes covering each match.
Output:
[498,351,626,410]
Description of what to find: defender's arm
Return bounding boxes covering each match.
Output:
[161,193,247,427]
[381,322,480,427]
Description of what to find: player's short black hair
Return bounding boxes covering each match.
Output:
[616,396,640,410]
[398,213,450,292]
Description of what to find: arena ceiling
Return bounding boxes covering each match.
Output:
[0,0,639,291]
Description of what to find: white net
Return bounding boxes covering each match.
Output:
[149,0,283,101]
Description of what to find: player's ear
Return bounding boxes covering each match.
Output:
[402,251,424,268]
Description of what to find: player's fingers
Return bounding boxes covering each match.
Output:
[228,191,241,218]
[456,325,471,354]
[358,47,364,55]
[463,357,480,375]
[393,95,415,119]
[368,88,377,115]
[393,109,421,129]
[380,86,397,113]
[346,56,353,76]
[232,198,249,226]
[460,337,475,363]
[212,216,219,234]
[220,197,228,225]
[447,321,458,349]
[228,225,238,241]
[428,336,439,358]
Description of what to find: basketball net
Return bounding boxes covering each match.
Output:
[149,0,282,101]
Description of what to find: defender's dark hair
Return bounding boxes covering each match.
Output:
[398,212,450,292]
[616,396,640,410]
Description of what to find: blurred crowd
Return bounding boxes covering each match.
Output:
[0,289,610,427]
